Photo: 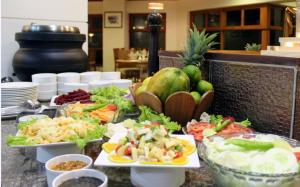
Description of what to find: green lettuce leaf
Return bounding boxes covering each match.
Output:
[17,118,38,130]
[138,106,181,132]
[210,114,223,125]
[6,135,36,146]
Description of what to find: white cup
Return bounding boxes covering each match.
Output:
[46,154,93,187]
[38,83,57,91]
[89,80,112,90]
[111,79,132,89]
[63,83,89,92]
[32,73,57,83]
[52,169,108,187]
[80,72,102,83]
[101,72,121,80]
[57,72,80,83]
[38,90,57,101]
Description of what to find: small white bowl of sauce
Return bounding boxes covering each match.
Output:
[52,169,108,187]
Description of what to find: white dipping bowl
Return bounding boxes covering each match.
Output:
[57,72,80,83]
[89,80,112,90]
[52,169,108,187]
[46,154,93,187]
[38,90,57,101]
[80,72,102,83]
[111,79,132,89]
[32,73,57,83]
[63,83,89,92]
[101,72,121,80]
[38,83,57,92]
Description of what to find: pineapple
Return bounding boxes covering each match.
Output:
[179,24,218,67]
[245,43,261,51]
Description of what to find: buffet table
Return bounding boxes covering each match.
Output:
[1,119,215,187]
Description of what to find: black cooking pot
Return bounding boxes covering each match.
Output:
[13,24,88,81]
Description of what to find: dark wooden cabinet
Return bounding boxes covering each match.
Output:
[129,13,166,49]
[190,4,287,50]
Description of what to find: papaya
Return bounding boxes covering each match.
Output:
[146,67,190,102]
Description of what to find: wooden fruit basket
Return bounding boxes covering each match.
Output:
[130,83,214,126]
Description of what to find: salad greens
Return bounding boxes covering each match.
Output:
[17,118,38,130]
[6,135,36,146]
[209,114,251,127]
[138,106,181,132]
[90,86,133,113]
[204,134,300,174]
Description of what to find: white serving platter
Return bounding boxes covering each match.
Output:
[94,133,200,168]
[9,137,103,148]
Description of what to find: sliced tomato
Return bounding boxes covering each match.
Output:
[175,152,183,158]
[124,146,132,156]
[107,104,117,111]
[294,152,300,162]
[223,116,235,123]
[219,124,252,135]
[151,121,161,126]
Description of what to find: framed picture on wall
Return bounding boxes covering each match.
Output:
[104,11,123,28]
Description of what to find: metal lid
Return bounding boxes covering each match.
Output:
[22,23,80,33]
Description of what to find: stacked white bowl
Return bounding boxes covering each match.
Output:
[89,80,112,90]
[80,71,102,83]
[32,73,57,101]
[111,79,132,89]
[101,72,121,80]
[57,72,81,94]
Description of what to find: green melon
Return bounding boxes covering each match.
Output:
[146,67,190,102]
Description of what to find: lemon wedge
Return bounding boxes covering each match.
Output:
[181,139,196,156]
[108,154,135,163]
[171,156,189,165]
[102,143,118,153]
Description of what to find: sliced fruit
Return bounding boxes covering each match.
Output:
[108,154,135,163]
[102,143,118,153]
[181,139,196,156]
[171,156,189,165]
[273,139,293,151]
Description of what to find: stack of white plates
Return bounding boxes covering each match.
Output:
[32,73,57,101]
[57,72,80,94]
[80,72,101,83]
[101,72,121,80]
[1,82,38,107]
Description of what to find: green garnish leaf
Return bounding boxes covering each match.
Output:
[6,135,36,146]
[236,118,251,127]
[17,118,38,130]
[138,106,181,132]
[210,115,223,125]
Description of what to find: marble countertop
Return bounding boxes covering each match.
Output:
[1,119,215,187]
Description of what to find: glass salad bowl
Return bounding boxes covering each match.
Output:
[198,133,300,187]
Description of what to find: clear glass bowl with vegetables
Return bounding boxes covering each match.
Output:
[199,133,300,187]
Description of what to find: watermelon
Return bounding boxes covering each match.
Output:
[146,67,190,102]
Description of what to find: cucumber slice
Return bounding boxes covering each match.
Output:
[225,138,274,150]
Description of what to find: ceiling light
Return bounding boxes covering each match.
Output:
[148,3,164,10]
